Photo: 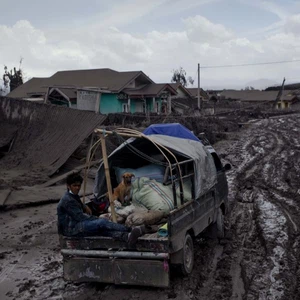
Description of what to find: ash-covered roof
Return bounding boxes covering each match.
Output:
[123,83,177,97]
[7,68,154,98]
[220,90,298,102]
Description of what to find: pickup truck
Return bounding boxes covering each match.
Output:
[59,123,230,287]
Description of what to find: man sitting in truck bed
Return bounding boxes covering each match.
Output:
[57,173,143,247]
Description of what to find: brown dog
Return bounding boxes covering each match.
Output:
[112,172,135,204]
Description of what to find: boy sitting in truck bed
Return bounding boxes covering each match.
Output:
[57,173,143,247]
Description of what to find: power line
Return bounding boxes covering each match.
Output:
[200,59,300,69]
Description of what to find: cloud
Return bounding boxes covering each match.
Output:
[1,10,300,90]
[240,0,288,20]
[88,0,169,29]
[284,14,300,36]
[183,15,234,44]
[144,0,221,20]
[0,20,152,76]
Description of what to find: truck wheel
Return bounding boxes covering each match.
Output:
[180,233,194,275]
[216,207,225,238]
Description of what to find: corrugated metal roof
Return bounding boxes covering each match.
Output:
[0,97,106,175]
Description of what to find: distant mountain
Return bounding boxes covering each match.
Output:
[245,79,279,90]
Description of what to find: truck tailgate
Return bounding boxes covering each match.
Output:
[62,250,170,287]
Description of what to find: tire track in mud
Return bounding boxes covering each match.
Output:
[197,129,266,300]
[0,206,64,300]
[260,117,300,298]
[215,115,300,300]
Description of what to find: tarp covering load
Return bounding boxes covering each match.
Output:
[143,123,200,142]
[0,97,106,175]
[94,123,217,202]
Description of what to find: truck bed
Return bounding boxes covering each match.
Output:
[59,231,169,252]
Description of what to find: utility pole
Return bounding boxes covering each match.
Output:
[197,63,202,110]
[275,77,285,102]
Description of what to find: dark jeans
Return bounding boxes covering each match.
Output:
[80,218,130,241]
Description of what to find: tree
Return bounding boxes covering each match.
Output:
[0,78,9,96]
[3,59,24,92]
[171,67,194,87]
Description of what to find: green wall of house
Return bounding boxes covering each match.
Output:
[99,93,162,114]
[100,94,121,113]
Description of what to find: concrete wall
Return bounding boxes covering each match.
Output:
[77,91,99,112]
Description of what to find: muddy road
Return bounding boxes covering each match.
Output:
[1,114,300,300]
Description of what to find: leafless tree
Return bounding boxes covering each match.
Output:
[3,58,24,92]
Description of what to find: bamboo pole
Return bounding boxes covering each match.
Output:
[82,133,94,204]
[94,128,141,138]
[100,134,117,223]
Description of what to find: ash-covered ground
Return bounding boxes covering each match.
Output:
[1,113,300,300]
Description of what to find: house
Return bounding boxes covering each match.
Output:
[220,90,300,109]
[168,83,194,114]
[122,83,177,114]
[186,88,209,101]
[6,68,177,114]
[155,84,212,114]
[276,91,300,109]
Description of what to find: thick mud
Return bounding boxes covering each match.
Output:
[1,114,300,300]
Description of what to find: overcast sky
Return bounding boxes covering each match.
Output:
[1,0,300,89]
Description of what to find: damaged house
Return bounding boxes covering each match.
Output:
[6,68,182,115]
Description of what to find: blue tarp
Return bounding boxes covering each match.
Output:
[143,123,200,142]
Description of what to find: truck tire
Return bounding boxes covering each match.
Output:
[216,207,225,239]
[180,233,194,275]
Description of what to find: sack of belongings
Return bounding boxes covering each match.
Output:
[125,210,167,226]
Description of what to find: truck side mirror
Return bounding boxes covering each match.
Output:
[224,163,231,171]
